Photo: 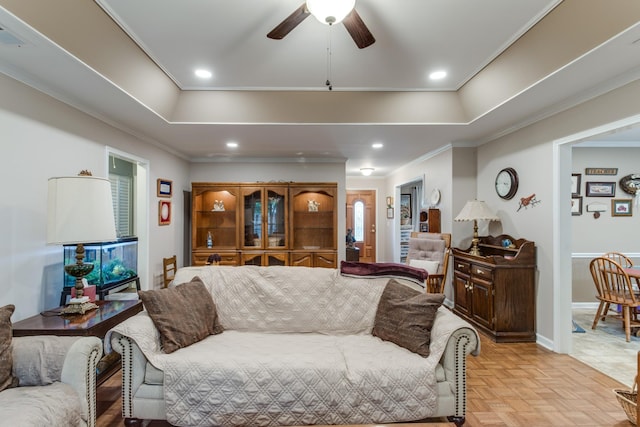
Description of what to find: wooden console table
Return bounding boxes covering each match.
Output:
[13,299,143,384]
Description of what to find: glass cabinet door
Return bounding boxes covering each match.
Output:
[266,187,287,248]
[242,187,263,248]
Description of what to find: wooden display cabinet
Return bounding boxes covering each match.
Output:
[452,235,536,343]
[191,182,337,268]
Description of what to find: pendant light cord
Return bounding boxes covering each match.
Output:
[326,25,333,91]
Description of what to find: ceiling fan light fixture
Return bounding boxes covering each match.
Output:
[306,0,356,25]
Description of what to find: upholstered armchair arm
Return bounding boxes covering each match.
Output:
[439,326,479,421]
[13,335,102,427]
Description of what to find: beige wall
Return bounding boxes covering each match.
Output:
[571,147,640,303]
[0,74,190,321]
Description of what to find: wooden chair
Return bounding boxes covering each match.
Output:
[162,255,177,288]
[590,256,640,342]
[406,232,451,293]
[603,251,634,268]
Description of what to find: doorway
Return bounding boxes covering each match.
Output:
[346,190,376,263]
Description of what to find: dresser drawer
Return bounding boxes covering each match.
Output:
[471,264,493,279]
[454,259,471,274]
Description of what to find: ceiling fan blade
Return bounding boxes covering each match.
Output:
[342,9,375,49]
[267,3,310,40]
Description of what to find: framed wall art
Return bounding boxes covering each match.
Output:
[571,196,582,216]
[571,173,581,196]
[585,167,618,175]
[386,207,394,219]
[157,178,172,198]
[158,200,171,225]
[611,199,632,217]
[585,182,616,197]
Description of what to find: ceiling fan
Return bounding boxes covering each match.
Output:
[267,0,375,49]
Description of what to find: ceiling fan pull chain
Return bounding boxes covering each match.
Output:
[326,25,333,91]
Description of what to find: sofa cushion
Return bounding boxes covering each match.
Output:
[372,279,445,357]
[12,336,78,386]
[139,276,223,353]
[0,381,82,425]
[0,304,18,391]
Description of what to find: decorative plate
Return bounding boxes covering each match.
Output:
[430,188,441,206]
[619,174,640,195]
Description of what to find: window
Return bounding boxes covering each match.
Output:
[354,200,364,241]
[109,155,134,238]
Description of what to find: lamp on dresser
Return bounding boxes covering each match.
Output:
[47,171,117,314]
[454,200,500,256]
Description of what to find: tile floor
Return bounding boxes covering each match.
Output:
[571,308,640,388]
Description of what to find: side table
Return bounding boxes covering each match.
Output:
[13,299,143,385]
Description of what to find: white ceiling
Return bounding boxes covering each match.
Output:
[1,0,640,176]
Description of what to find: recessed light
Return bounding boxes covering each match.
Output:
[360,167,374,176]
[195,69,212,79]
[226,141,238,148]
[372,143,383,149]
[429,70,447,80]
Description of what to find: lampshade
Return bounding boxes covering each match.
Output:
[454,200,500,222]
[306,0,356,25]
[47,175,117,245]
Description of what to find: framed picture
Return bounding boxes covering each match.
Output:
[585,167,618,175]
[157,179,172,198]
[400,194,412,225]
[611,199,632,217]
[386,207,394,219]
[571,173,581,196]
[585,182,616,197]
[158,200,171,225]
[571,196,582,216]
[420,223,429,232]
[386,196,393,207]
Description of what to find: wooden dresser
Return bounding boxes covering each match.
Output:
[452,235,536,342]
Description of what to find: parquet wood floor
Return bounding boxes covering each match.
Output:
[96,332,633,427]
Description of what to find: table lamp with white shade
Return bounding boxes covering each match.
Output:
[454,200,500,256]
[47,171,117,313]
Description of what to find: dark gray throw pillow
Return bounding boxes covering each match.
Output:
[0,304,19,391]
[139,276,223,354]
[372,279,445,357]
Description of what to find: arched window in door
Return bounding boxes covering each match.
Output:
[354,200,364,241]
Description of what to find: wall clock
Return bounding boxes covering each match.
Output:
[495,167,519,200]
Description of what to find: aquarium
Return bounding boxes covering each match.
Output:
[63,237,138,292]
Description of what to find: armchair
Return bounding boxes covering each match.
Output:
[406,232,451,293]
[0,335,102,426]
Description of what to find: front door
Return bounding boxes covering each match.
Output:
[346,190,376,263]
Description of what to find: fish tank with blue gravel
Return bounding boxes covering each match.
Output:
[63,237,138,292]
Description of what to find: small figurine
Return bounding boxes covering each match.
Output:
[213,200,225,211]
[308,200,320,212]
[346,228,356,247]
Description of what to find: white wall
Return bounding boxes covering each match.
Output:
[189,161,347,261]
[0,74,190,321]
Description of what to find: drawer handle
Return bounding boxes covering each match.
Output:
[476,269,484,275]
[457,264,464,268]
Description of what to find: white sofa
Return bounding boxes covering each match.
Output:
[0,335,102,427]
[109,265,479,427]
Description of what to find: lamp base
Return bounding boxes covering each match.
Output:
[61,301,98,315]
